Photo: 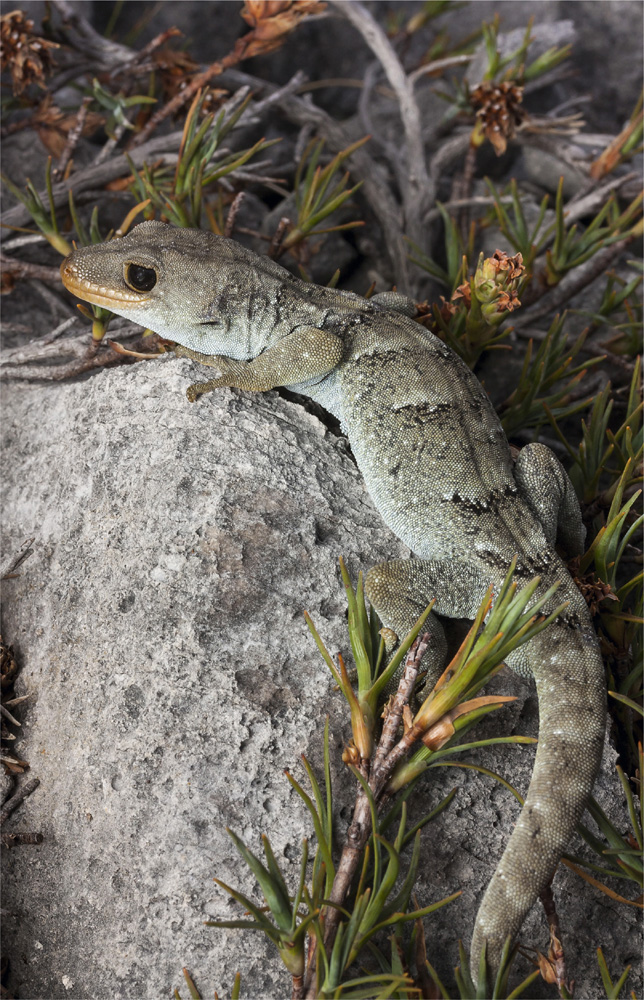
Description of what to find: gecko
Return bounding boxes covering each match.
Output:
[60,220,606,978]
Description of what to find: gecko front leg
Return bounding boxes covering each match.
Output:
[175,326,344,401]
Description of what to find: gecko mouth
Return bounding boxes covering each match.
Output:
[60,258,149,308]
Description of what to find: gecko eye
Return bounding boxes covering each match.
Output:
[124,263,157,292]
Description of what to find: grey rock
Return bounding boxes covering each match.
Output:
[0,356,407,999]
[1,356,641,999]
[519,145,587,199]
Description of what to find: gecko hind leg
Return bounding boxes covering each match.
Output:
[365,557,489,693]
[370,291,418,317]
[514,442,585,556]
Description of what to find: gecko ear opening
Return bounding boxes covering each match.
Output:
[124,262,158,293]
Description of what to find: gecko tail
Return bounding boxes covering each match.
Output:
[470,620,606,981]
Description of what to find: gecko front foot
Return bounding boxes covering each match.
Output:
[175,344,242,401]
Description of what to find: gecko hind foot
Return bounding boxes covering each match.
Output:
[186,381,221,402]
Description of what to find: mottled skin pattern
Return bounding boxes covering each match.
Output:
[61,221,606,976]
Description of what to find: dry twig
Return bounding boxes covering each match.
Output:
[1,831,44,847]
[219,67,410,289]
[53,95,93,180]
[0,777,40,826]
[0,323,147,381]
[303,634,430,998]
[0,253,63,287]
[515,237,635,328]
[332,2,433,263]
[0,538,35,581]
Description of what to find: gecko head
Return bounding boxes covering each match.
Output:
[60,220,254,354]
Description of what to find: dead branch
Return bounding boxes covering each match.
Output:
[219,68,410,291]
[515,236,635,329]
[332,2,433,253]
[303,634,430,998]
[53,96,93,180]
[108,26,183,82]
[0,538,35,581]
[0,777,40,826]
[0,253,63,287]
[1,831,44,847]
[0,322,148,380]
[50,0,132,66]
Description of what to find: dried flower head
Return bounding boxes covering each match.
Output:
[150,47,228,114]
[0,9,58,95]
[31,93,102,159]
[240,0,327,59]
[470,80,525,156]
[450,282,472,309]
[152,46,200,100]
[569,559,620,617]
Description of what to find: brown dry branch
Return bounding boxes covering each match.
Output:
[1,831,44,848]
[536,883,574,995]
[0,777,40,825]
[0,252,64,287]
[303,633,430,998]
[0,322,149,381]
[33,93,102,160]
[109,26,184,83]
[331,1,433,260]
[514,236,636,329]
[52,96,94,178]
[128,0,326,150]
[373,638,428,768]
[223,191,246,239]
[0,538,35,581]
[268,216,291,259]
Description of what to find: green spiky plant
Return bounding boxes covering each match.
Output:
[126,88,277,230]
[1,156,72,256]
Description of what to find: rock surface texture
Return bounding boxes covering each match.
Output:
[1,357,641,999]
